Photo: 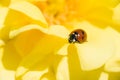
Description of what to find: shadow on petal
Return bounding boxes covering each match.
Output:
[2,40,22,70]
[68,44,82,80]
[108,72,120,80]
[68,44,104,80]
[15,34,67,79]
[0,0,10,7]
[13,29,46,57]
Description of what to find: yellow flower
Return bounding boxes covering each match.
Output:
[0,0,120,80]
[0,1,49,80]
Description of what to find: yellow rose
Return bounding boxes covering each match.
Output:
[0,0,120,80]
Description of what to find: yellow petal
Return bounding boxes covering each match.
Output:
[84,7,113,28]
[0,8,9,40]
[9,24,48,39]
[71,0,120,28]
[10,24,46,57]
[55,57,69,80]
[20,70,48,80]
[0,0,10,7]
[11,0,46,3]
[57,44,69,55]
[106,73,120,80]
[78,0,119,13]
[113,4,120,24]
[74,21,115,70]
[40,70,56,80]
[104,27,120,72]
[18,53,58,80]
[16,25,66,78]
[67,44,82,80]
[0,40,20,80]
[0,40,5,46]
[0,40,22,70]
[98,72,109,80]
[10,24,68,57]
[2,9,37,41]
[67,44,103,80]
[0,7,9,26]
[112,3,120,31]
[0,43,5,69]
[4,9,32,29]
[0,70,15,80]
[2,4,47,40]
[9,1,48,27]
[16,34,66,78]
[0,40,18,80]
[56,45,104,80]
[9,24,68,57]
[48,25,69,39]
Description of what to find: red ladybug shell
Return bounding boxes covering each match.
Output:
[68,29,87,43]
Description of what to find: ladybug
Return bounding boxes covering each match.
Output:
[68,29,87,43]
